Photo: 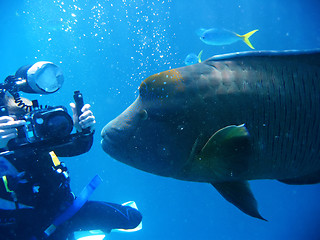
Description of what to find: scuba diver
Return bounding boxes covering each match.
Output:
[0,62,142,240]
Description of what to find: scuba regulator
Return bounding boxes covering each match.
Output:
[0,61,87,150]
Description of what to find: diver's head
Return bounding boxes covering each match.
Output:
[0,91,32,117]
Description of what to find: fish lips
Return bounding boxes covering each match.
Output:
[101,97,151,165]
[101,123,123,157]
[101,115,139,159]
[101,121,172,176]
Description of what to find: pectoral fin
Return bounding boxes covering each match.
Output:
[211,181,266,221]
[199,124,252,178]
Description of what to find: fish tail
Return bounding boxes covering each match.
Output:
[236,29,259,49]
[197,50,203,63]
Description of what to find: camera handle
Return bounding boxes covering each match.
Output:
[73,91,90,133]
[73,91,84,118]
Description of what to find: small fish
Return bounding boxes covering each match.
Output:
[184,50,203,66]
[197,28,258,49]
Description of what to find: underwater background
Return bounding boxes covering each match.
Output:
[1,0,320,239]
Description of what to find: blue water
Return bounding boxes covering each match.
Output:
[1,0,320,239]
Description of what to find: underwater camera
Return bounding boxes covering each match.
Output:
[13,104,74,147]
[0,61,85,150]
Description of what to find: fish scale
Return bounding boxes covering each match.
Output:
[309,71,320,168]
[241,59,320,179]
[281,67,293,174]
[198,54,320,179]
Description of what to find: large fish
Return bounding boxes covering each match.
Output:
[101,50,320,220]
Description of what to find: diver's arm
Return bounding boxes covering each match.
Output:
[0,116,26,149]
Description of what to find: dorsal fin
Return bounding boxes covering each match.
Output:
[206,49,320,67]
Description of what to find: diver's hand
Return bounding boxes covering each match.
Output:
[0,116,26,148]
[70,103,96,132]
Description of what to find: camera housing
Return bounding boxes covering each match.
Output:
[23,106,73,142]
[0,62,86,150]
[8,106,74,149]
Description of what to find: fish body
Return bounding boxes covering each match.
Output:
[184,50,203,65]
[101,50,320,219]
[197,28,258,49]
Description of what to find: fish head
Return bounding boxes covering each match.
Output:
[101,68,201,177]
[199,31,212,45]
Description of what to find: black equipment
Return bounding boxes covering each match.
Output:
[7,105,74,149]
[0,61,88,150]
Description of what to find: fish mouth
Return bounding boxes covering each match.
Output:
[101,124,124,145]
[101,130,113,150]
[101,122,131,156]
[101,97,145,146]
[101,129,132,164]
[101,136,115,156]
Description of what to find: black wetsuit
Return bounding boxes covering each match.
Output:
[0,132,142,240]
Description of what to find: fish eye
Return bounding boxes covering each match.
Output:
[139,109,148,120]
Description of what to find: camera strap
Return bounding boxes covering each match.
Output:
[49,151,69,180]
[49,151,60,167]
[0,153,21,210]
[1,176,19,210]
